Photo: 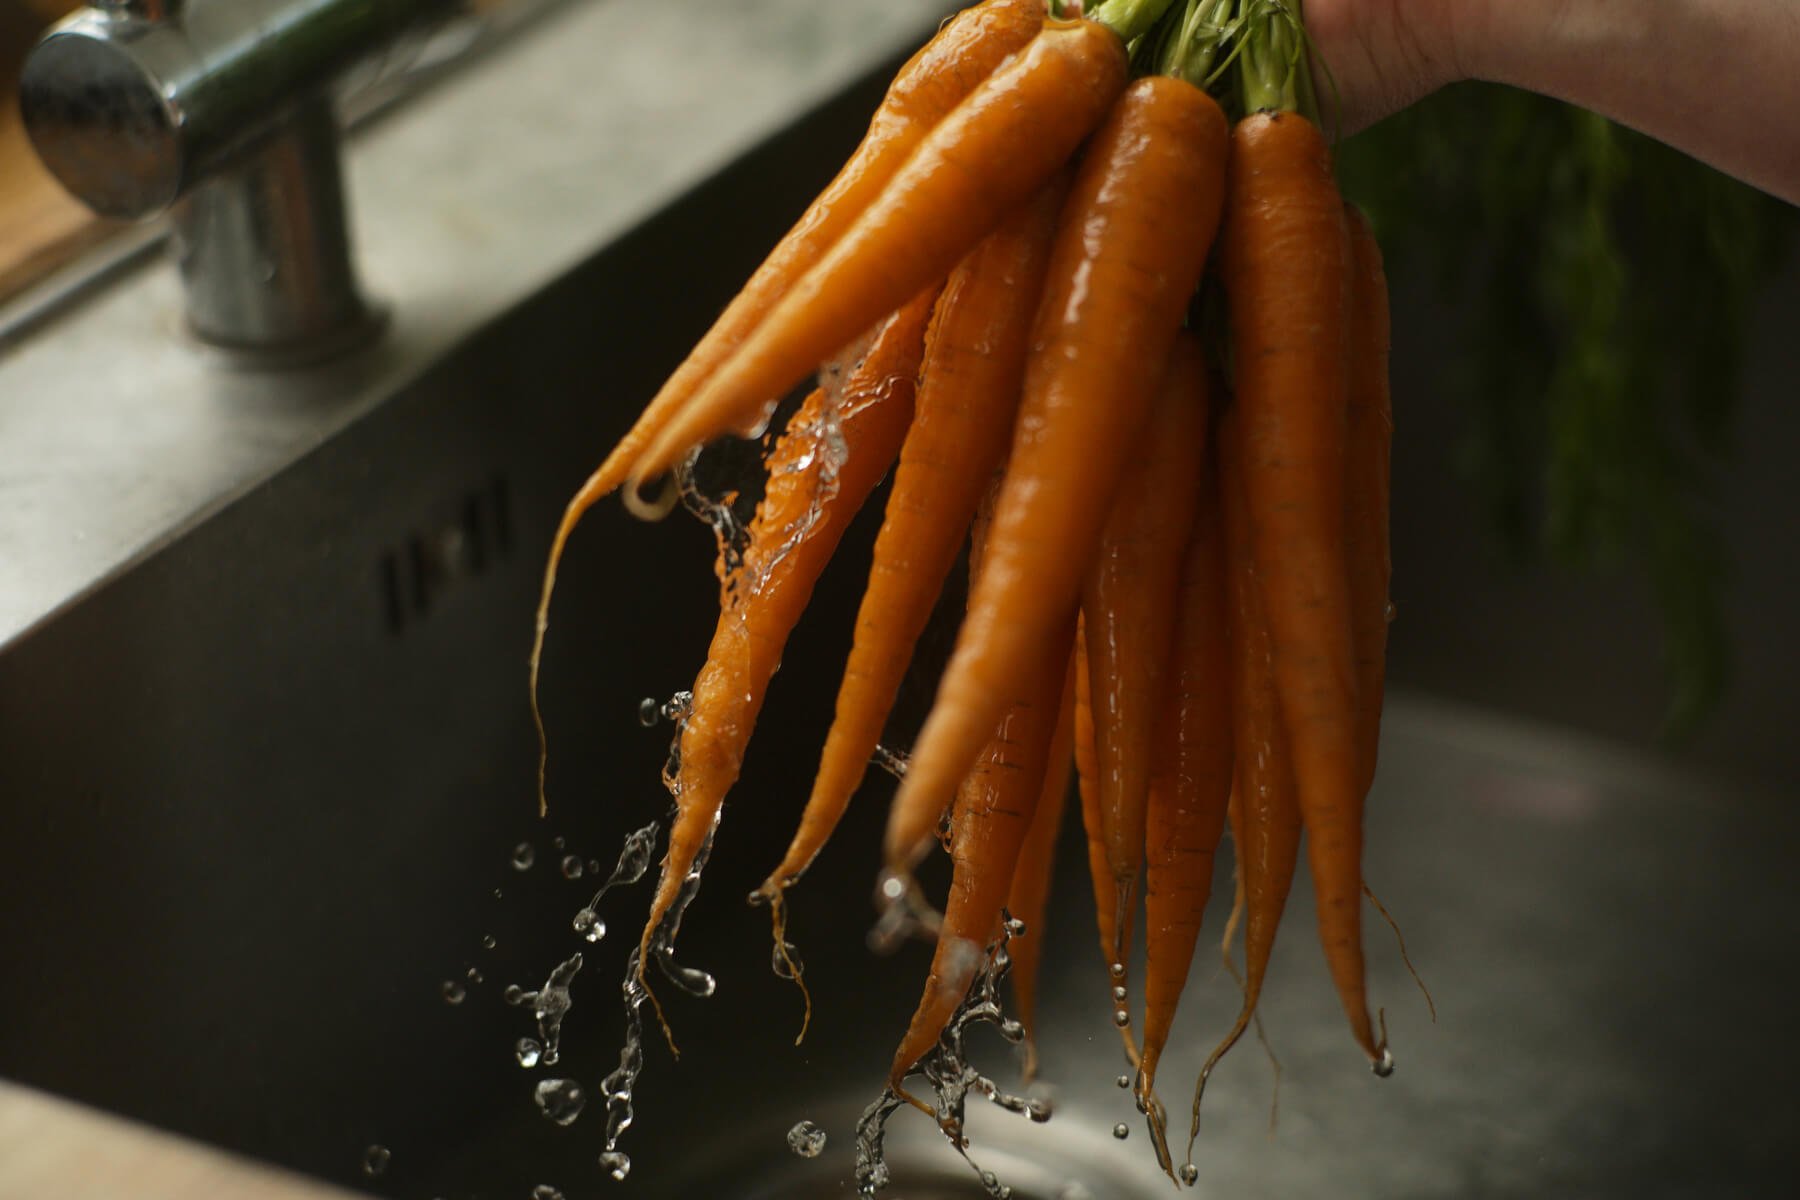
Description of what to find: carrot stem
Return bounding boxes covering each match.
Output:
[1091,0,1181,43]
[1158,0,1233,85]
[1236,0,1316,120]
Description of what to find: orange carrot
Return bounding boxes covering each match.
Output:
[884,75,1227,880]
[529,0,1043,810]
[628,17,1130,487]
[1005,647,1076,1078]
[1074,629,1139,1066]
[1344,204,1393,799]
[754,176,1069,915]
[1082,334,1210,1032]
[1223,109,1384,1069]
[887,614,1075,1105]
[1137,356,1231,1166]
[1188,402,1305,1144]
[636,292,935,1020]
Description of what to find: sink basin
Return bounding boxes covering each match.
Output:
[3,3,1797,1197]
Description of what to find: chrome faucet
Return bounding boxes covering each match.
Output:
[20,0,456,361]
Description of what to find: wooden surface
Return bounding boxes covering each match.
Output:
[0,1080,362,1199]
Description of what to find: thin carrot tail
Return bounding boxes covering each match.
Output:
[1364,881,1436,1023]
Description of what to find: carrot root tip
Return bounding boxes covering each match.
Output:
[622,468,681,522]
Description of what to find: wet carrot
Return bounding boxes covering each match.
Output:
[1137,355,1231,1169]
[1074,629,1141,1066]
[1004,648,1076,1078]
[1188,403,1304,1147]
[1224,108,1384,1069]
[528,0,1043,811]
[887,614,1075,1105]
[754,176,1069,916]
[1344,204,1393,799]
[636,292,935,1020]
[884,75,1227,882]
[628,17,1130,487]
[1082,334,1210,1024]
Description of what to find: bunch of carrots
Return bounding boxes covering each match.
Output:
[533,0,1405,1182]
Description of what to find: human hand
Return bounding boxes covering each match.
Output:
[1302,0,1483,132]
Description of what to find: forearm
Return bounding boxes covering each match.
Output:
[1472,0,1800,202]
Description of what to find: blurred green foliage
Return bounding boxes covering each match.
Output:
[1336,84,1796,736]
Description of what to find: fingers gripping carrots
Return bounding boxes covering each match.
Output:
[884,74,1228,879]
[635,293,935,1028]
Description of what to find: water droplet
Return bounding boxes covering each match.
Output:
[481,934,497,950]
[552,836,565,851]
[1115,1074,1131,1089]
[878,873,905,902]
[531,1187,564,1200]
[786,1119,827,1158]
[587,859,601,875]
[503,984,528,1006]
[361,1145,390,1177]
[1026,1095,1054,1122]
[573,909,607,943]
[441,980,465,1005]
[1112,1122,1130,1140]
[1179,1162,1200,1185]
[1384,600,1398,624]
[512,843,535,871]
[980,1170,998,1189]
[466,967,483,985]
[534,1078,587,1126]
[998,1019,1024,1043]
[661,691,693,722]
[1004,916,1026,936]
[771,941,803,980]
[515,1037,542,1068]
[1111,985,1127,1002]
[561,855,584,880]
[1374,1046,1395,1077]
[1109,962,1125,980]
[599,1150,631,1181]
[637,697,659,726]
[1112,1009,1130,1027]
[533,954,583,1066]
[493,887,504,900]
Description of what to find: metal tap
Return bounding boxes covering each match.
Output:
[20,0,456,361]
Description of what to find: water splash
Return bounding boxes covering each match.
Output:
[571,821,659,945]
[646,832,718,998]
[870,744,911,780]
[512,953,582,1067]
[598,947,651,1184]
[853,918,1046,1197]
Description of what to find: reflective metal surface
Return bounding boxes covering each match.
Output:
[19,0,456,353]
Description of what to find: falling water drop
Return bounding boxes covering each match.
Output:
[1109,962,1125,980]
[1111,985,1127,1002]
[515,1037,543,1068]
[466,967,483,985]
[503,984,528,1006]
[599,1150,631,1181]
[361,1145,390,1177]
[561,855,584,880]
[1112,1009,1130,1027]
[552,836,565,851]
[441,980,465,1005]
[1112,1123,1130,1140]
[786,1119,827,1158]
[531,1187,564,1200]
[481,934,497,950]
[1115,1074,1131,1089]
[1179,1162,1201,1185]
[637,697,659,726]
[534,1078,587,1126]
[573,909,607,943]
[511,843,535,871]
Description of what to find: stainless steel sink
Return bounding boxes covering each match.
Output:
[3,2,1797,1198]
